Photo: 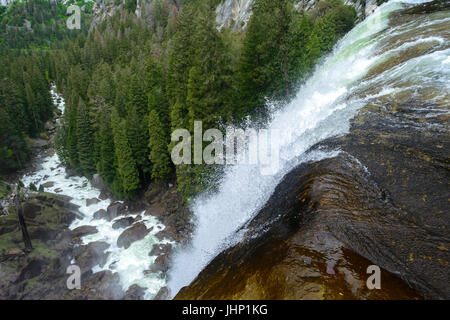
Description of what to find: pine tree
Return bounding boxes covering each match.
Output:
[112,109,140,198]
[126,105,150,177]
[148,109,172,180]
[238,0,295,118]
[98,107,116,186]
[65,93,79,169]
[76,98,96,176]
[127,73,148,116]
[186,5,233,131]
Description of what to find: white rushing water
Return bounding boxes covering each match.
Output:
[167,0,449,296]
[21,87,173,300]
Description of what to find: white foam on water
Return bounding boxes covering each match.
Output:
[21,86,172,300]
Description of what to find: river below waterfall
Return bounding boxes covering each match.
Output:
[20,87,173,300]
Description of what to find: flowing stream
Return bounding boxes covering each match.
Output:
[168,0,449,296]
[21,88,173,300]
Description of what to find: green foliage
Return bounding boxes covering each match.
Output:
[76,98,96,176]
[111,109,140,198]
[0,54,52,173]
[29,182,37,191]
[0,0,91,51]
[148,109,171,180]
[25,0,356,200]
[124,0,137,13]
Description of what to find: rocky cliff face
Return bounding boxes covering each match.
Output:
[215,0,379,30]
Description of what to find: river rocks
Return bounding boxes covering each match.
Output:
[91,174,106,190]
[143,181,193,243]
[117,222,149,249]
[98,190,110,200]
[65,168,78,179]
[40,181,55,188]
[154,286,170,300]
[112,217,135,230]
[86,197,100,207]
[74,241,110,272]
[106,201,126,221]
[123,284,146,300]
[150,254,170,273]
[71,225,98,238]
[93,209,107,220]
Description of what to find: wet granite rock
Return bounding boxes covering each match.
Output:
[112,217,135,230]
[74,241,110,273]
[123,284,146,300]
[150,254,170,273]
[93,209,107,220]
[86,198,100,207]
[91,174,106,190]
[154,286,170,300]
[117,222,149,249]
[71,225,98,238]
[106,202,126,221]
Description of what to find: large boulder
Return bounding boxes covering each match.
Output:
[117,223,149,249]
[106,202,126,221]
[93,209,107,220]
[71,225,98,238]
[40,181,55,188]
[123,284,146,300]
[150,254,170,273]
[154,286,170,300]
[86,198,100,207]
[112,217,135,230]
[74,241,110,272]
[91,174,106,190]
[65,168,78,179]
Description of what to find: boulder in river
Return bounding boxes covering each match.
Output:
[150,254,170,273]
[86,198,100,207]
[93,209,107,220]
[123,284,146,300]
[40,181,54,188]
[154,286,170,300]
[117,222,149,249]
[106,201,126,221]
[65,168,78,179]
[71,225,98,238]
[112,217,135,230]
[91,174,106,190]
[74,241,110,272]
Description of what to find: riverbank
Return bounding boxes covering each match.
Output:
[0,85,192,299]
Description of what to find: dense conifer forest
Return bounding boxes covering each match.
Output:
[0,0,357,199]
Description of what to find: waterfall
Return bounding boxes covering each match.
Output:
[168,0,449,296]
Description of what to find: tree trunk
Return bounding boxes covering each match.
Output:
[14,196,32,252]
